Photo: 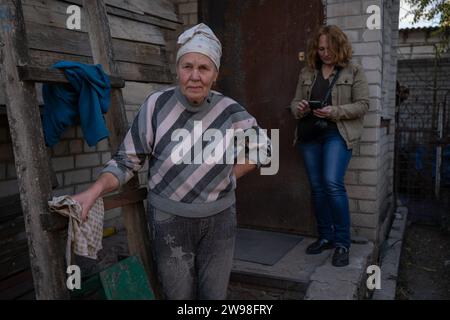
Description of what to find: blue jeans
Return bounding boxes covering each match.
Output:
[298,129,352,249]
[147,204,236,300]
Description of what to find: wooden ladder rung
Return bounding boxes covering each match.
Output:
[104,187,148,211]
[17,66,125,88]
[40,187,148,231]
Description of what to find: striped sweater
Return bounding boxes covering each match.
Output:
[102,86,271,217]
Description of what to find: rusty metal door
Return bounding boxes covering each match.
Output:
[200,0,324,235]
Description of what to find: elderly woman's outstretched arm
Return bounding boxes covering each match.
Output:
[71,172,119,221]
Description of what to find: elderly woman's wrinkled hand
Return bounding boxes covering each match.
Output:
[297,100,311,117]
[313,105,332,118]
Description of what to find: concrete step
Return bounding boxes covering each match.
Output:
[228,235,375,300]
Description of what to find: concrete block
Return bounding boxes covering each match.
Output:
[365,70,382,84]
[75,153,100,168]
[362,29,382,42]
[361,127,380,142]
[56,173,63,187]
[64,169,91,185]
[353,227,377,241]
[92,166,104,180]
[352,213,377,228]
[349,198,358,212]
[347,185,377,200]
[83,141,96,153]
[305,242,375,300]
[52,186,75,197]
[61,127,76,139]
[344,30,360,43]
[76,126,83,138]
[96,139,110,152]
[345,170,358,185]
[348,156,377,170]
[363,112,380,127]
[353,42,382,56]
[326,15,366,30]
[359,171,378,185]
[75,183,92,193]
[52,140,70,156]
[69,139,83,154]
[51,156,75,172]
[327,1,362,18]
[360,143,379,156]
[359,200,378,213]
[368,84,381,98]
[102,152,112,165]
[362,56,382,71]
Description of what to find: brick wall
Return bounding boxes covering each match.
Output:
[326,0,399,243]
[0,80,165,228]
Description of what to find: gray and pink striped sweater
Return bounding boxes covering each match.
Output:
[102,86,271,217]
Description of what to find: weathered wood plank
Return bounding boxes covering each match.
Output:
[103,187,147,211]
[40,187,148,232]
[117,61,172,84]
[28,50,172,84]
[61,0,180,23]
[0,0,69,299]
[122,81,167,105]
[26,22,166,65]
[17,65,125,88]
[0,81,5,105]
[0,251,30,281]
[0,269,34,300]
[22,0,166,44]
[106,5,180,31]
[82,0,162,299]
[124,0,179,23]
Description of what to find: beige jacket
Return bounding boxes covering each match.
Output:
[290,63,370,149]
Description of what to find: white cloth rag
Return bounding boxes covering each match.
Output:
[48,195,104,266]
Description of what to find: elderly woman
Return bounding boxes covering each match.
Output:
[290,25,369,267]
[73,23,270,299]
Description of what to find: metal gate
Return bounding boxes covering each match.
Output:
[200,0,324,235]
[395,58,450,225]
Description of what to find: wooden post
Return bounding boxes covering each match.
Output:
[0,0,68,299]
[82,0,162,298]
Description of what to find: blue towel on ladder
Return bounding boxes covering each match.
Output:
[42,61,111,147]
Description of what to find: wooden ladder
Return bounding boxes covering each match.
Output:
[0,0,161,299]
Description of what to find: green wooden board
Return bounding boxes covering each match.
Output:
[99,256,154,300]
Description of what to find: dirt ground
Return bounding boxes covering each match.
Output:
[396,222,450,300]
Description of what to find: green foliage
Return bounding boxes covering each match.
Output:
[406,0,450,54]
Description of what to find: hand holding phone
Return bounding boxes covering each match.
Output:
[308,100,323,110]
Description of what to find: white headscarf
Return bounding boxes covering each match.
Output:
[176,23,222,70]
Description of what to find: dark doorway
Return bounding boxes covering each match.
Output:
[200,0,324,235]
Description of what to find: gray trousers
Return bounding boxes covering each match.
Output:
[147,204,236,300]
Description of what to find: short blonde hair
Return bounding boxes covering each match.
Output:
[306,25,352,69]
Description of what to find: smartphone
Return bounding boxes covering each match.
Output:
[308,100,323,110]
